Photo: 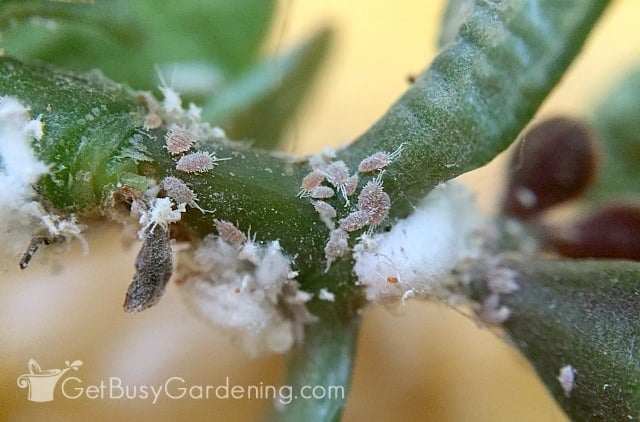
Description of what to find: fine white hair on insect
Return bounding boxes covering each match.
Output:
[298,170,325,197]
[357,179,391,226]
[324,228,349,269]
[214,219,247,246]
[312,200,337,230]
[323,160,355,203]
[309,185,335,199]
[344,174,359,197]
[339,210,370,232]
[357,144,405,173]
[156,66,183,114]
[175,151,216,173]
[161,176,210,213]
[324,160,349,188]
[165,124,197,155]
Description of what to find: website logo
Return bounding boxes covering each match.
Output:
[17,358,83,402]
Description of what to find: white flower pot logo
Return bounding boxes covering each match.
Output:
[17,358,82,402]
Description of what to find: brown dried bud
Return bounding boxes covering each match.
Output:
[547,204,640,261]
[502,117,600,219]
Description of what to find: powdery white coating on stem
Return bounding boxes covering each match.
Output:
[214,219,247,246]
[175,151,216,173]
[557,365,576,397]
[353,182,486,304]
[178,236,315,357]
[0,96,87,269]
[165,124,197,155]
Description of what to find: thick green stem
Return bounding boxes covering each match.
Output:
[268,315,361,422]
[338,0,610,218]
[469,259,640,420]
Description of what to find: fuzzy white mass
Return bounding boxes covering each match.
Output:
[179,236,314,357]
[353,181,486,303]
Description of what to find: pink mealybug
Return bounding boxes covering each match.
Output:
[175,151,216,173]
[309,185,335,199]
[323,160,354,202]
[324,161,349,187]
[161,176,209,213]
[165,124,197,155]
[339,210,370,232]
[214,219,247,246]
[313,200,337,219]
[312,200,337,230]
[298,170,326,197]
[357,178,391,226]
[344,174,359,197]
[324,228,349,269]
[357,144,404,173]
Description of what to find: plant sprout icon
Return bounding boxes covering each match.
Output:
[17,358,82,402]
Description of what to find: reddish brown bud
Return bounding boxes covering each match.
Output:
[502,117,600,219]
[547,204,640,261]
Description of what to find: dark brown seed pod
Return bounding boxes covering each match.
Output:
[123,224,173,313]
[502,117,600,219]
[546,204,640,261]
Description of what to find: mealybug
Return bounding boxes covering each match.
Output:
[175,151,216,173]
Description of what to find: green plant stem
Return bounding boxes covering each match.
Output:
[468,258,640,420]
[338,0,609,219]
[268,314,361,422]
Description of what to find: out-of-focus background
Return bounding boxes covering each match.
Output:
[2,1,640,420]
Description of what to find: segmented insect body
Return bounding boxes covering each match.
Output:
[215,219,247,246]
[176,151,215,173]
[324,228,349,262]
[162,176,196,204]
[357,145,404,173]
[165,125,197,155]
[298,170,325,197]
[309,186,335,199]
[123,224,173,313]
[339,210,370,232]
[357,179,391,225]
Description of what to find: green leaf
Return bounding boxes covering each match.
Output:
[471,259,640,420]
[338,0,610,219]
[0,0,276,90]
[204,28,331,149]
[589,65,640,202]
[0,56,146,210]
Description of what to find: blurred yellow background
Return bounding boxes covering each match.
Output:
[2,1,640,420]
